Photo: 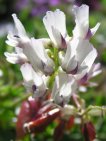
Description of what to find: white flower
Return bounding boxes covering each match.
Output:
[5,14,30,64]
[20,63,47,98]
[61,38,97,81]
[86,63,102,86]
[89,63,102,78]
[78,63,101,92]
[4,47,27,64]
[51,73,77,105]
[5,14,54,75]
[4,5,101,106]
[43,9,68,48]
[72,4,100,39]
[22,38,54,74]
[5,14,30,47]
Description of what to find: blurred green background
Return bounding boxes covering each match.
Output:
[0,0,106,140]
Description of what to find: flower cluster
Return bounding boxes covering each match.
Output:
[5,4,102,140]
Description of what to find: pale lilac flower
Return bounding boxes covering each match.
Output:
[31,6,49,17]
[51,73,77,105]
[34,0,60,5]
[72,4,100,39]
[49,0,60,6]
[15,0,29,10]
[20,63,47,98]
[74,0,100,10]
[15,0,71,16]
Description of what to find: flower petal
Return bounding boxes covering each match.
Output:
[43,9,67,46]
[12,14,27,37]
[51,73,77,105]
[61,41,78,72]
[20,63,33,82]
[31,38,54,74]
[20,63,47,97]
[91,22,100,36]
[72,4,89,38]
[4,52,27,64]
[22,39,43,73]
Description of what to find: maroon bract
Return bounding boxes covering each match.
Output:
[16,98,60,138]
[82,122,96,141]
[54,120,66,141]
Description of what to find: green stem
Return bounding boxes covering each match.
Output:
[47,47,59,89]
[54,47,59,71]
[82,105,106,117]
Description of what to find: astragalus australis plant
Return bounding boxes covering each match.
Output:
[4,4,106,141]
